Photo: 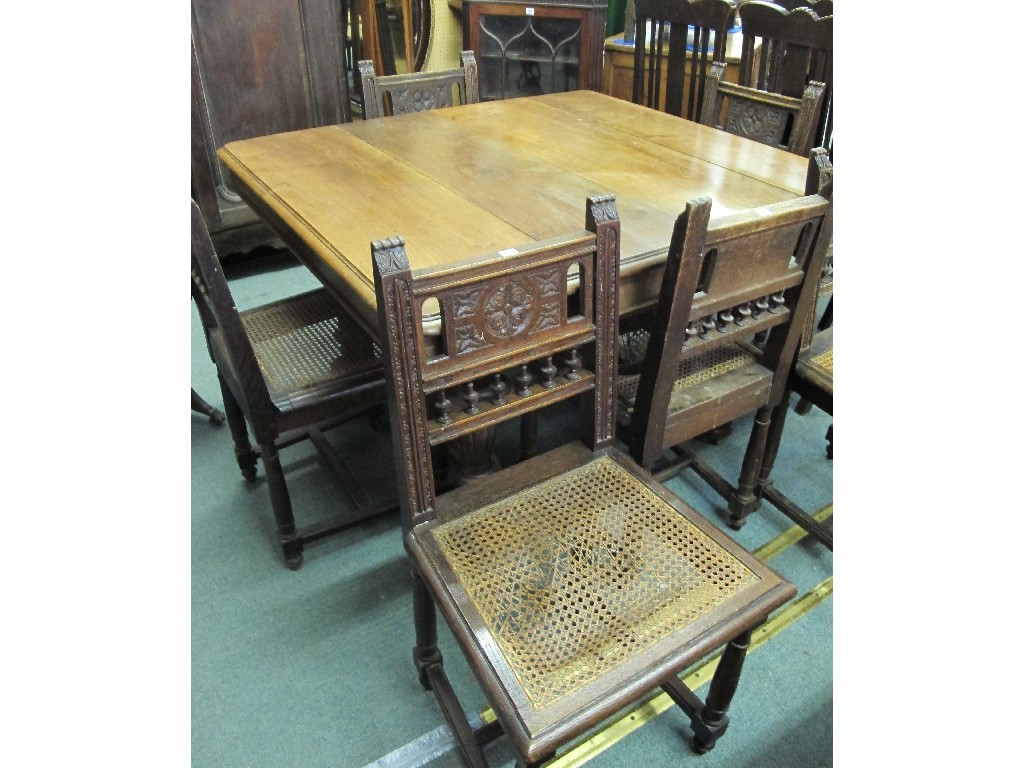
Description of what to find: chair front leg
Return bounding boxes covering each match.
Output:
[260,440,303,570]
[691,628,753,753]
[412,570,442,689]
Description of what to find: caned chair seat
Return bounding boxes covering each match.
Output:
[793,326,832,402]
[240,289,381,405]
[618,343,769,419]
[412,448,767,708]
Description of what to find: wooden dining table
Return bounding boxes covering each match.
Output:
[217,90,809,341]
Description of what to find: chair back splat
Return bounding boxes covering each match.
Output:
[372,195,797,766]
[699,60,825,156]
[631,0,737,121]
[359,50,480,119]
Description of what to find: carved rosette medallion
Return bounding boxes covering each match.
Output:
[727,105,782,144]
[482,279,535,340]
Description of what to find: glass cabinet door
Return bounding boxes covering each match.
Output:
[476,14,582,100]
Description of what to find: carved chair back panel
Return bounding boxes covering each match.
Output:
[373,195,621,526]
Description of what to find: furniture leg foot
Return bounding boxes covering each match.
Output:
[282,535,304,570]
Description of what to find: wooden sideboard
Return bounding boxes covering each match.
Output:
[601,31,743,105]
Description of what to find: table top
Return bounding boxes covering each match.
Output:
[218,90,808,336]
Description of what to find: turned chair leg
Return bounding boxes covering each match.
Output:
[218,374,258,481]
[691,629,753,753]
[753,393,792,501]
[728,405,774,527]
[412,571,442,689]
[260,440,303,570]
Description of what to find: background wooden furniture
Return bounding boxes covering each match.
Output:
[190,0,354,256]
[359,50,480,118]
[191,200,395,570]
[699,60,825,155]
[217,91,809,341]
[628,0,737,120]
[373,195,796,766]
[601,30,742,103]
[460,0,607,99]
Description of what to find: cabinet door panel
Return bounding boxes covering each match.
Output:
[191,0,350,251]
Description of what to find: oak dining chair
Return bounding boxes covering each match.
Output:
[736,0,833,150]
[358,50,479,119]
[372,194,797,767]
[630,0,738,121]
[616,171,833,531]
[191,199,395,569]
[699,59,825,156]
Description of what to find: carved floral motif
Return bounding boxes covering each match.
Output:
[482,279,535,339]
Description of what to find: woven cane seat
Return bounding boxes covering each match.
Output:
[794,326,833,398]
[618,341,765,416]
[240,288,381,401]
[418,453,762,713]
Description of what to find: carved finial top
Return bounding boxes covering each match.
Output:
[587,193,619,225]
[372,236,409,275]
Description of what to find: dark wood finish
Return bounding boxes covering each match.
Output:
[190,0,353,255]
[461,0,608,99]
[373,195,795,766]
[736,1,833,150]
[699,60,825,156]
[359,51,480,119]
[617,162,832,530]
[629,0,737,121]
[191,200,396,569]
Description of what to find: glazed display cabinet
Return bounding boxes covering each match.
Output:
[461,0,607,100]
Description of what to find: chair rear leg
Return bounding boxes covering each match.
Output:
[753,393,792,501]
[260,440,303,570]
[218,374,257,481]
[728,405,774,527]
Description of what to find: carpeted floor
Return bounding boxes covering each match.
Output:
[191,249,833,768]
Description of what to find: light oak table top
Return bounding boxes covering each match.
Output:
[218,90,808,337]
